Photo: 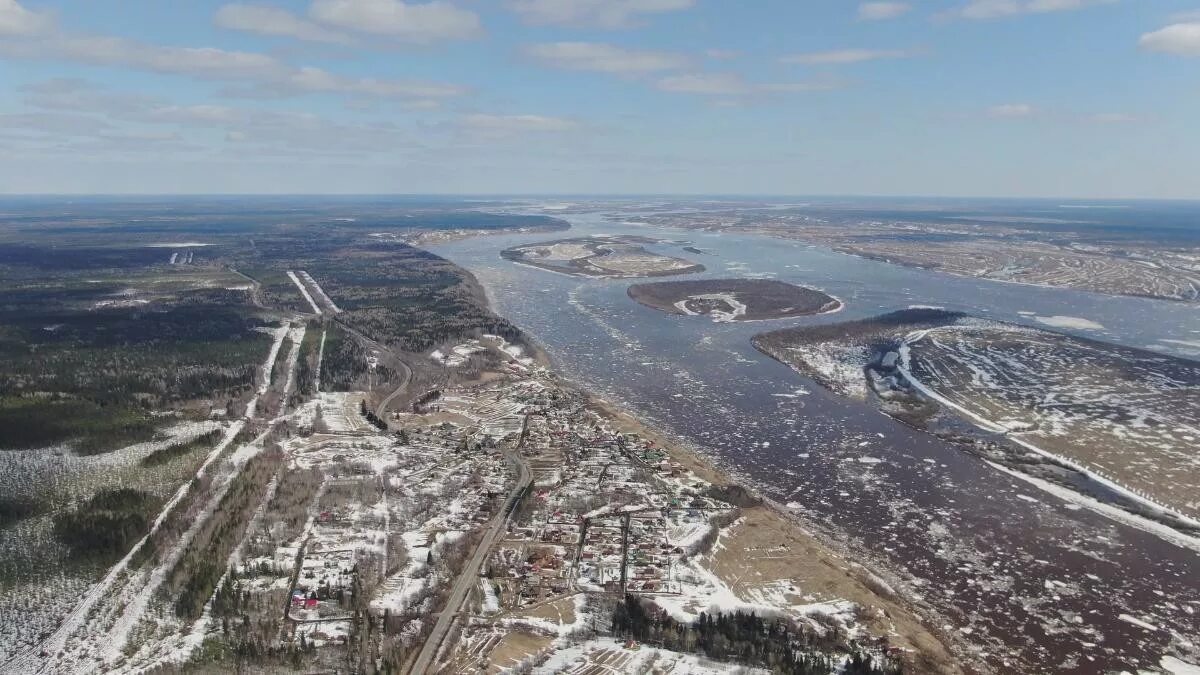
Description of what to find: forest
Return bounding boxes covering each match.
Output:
[53,488,163,562]
[610,595,902,675]
[0,279,270,453]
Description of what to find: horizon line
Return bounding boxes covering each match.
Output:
[1,192,1198,203]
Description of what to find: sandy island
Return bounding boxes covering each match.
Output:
[628,278,842,322]
[502,236,704,279]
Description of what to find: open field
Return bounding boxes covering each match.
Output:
[628,278,841,322]
[754,309,1200,528]
[901,320,1200,520]
[502,236,704,278]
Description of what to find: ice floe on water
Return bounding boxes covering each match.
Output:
[1034,315,1106,331]
[1159,655,1200,675]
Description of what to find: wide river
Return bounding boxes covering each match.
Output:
[432,210,1200,674]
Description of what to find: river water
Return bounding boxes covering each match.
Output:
[432,210,1200,674]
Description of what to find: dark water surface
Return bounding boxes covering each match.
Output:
[433,212,1200,673]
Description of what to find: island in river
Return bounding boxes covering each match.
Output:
[501,235,703,278]
[628,278,842,322]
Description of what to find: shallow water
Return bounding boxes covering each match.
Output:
[433,211,1200,673]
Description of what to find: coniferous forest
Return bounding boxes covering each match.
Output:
[610,595,903,675]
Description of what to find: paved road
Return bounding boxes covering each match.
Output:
[227,266,265,309]
[408,450,531,674]
[374,359,413,423]
[329,317,414,424]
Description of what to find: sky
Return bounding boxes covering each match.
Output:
[0,0,1198,198]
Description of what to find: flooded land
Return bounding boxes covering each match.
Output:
[618,201,1200,303]
[755,308,1200,529]
[628,278,842,322]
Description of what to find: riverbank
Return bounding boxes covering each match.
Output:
[579,391,972,674]
[426,211,1200,674]
[451,246,972,671]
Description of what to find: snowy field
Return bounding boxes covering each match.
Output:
[534,639,770,674]
[903,321,1200,519]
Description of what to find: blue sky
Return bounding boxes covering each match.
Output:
[0,0,1198,197]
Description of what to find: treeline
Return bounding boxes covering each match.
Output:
[0,243,166,270]
[321,324,367,392]
[293,325,322,398]
[308,243,521,353]
[141,429,222,467]
[0,300,269,452]
[0,496,41,529]
[359,399,388,431]
[412,389,440,413]
[0,395,160,453]
[0,348,260,407]
[53,488,162,561]
[170,448,283,619]
[224,237,528,390]
[610,596,902,675]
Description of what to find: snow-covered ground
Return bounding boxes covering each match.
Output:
[899,321,1200,525]
[298,271,342,313]
[286,270,322,315]
[534,639,770,675]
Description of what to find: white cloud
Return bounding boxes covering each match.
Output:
[0,0,52,36]
[656,72,839,97]
[220,112,417,155]
[857,2,911,20]
[460,114,578,133]
[144,104,242,125]
[1139,22,1200,56]
[0,111,112,136]
[705,49,739,60]
[214,0,480,44]
[1090,112,1136,123]
[0,33,467,102]
[278,66,465,98]
[945,0,1115,20]
[215,4,349,44]
[450,113,582,143]
[45,36,283,80]
[309,0,480,42]
[781,48,912,65]
[761,81,843,93]
[988,103,1035,117]
[20,78,158,114]
[16,79,429,158]
[523,42,688,74]
[508,0,693,28]
[656,73,748,95]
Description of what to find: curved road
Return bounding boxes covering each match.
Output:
[329,317,414,424]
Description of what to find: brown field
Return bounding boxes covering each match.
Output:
[520,595,577,625]
[708,507,961,674]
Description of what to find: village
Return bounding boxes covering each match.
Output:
[156,333,902,674]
